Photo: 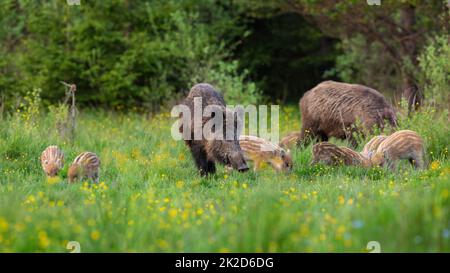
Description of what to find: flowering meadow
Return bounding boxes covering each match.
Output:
[0,104,449,252]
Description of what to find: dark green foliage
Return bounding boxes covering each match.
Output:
[1,1,448,110]
[236,13,338,102]
[0,0,251,110]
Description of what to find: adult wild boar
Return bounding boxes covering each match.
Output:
[298,81,397,146]
[179,83,249,176]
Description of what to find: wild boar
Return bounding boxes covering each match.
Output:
[299,81,397,147]
[279,131,302,149]
[361,135,387,157]
[370,130,426,170]
[179,83,249,176]
[40,145,64,177]
[311,142,371,167]
[68,152,101,183]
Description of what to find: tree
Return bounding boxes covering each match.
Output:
[240,0,449,112]
[0,0,259,110]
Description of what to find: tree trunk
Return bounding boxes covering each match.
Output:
[400,4,423,114]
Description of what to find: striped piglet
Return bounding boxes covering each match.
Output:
[279,131,302,149]
[239,135,293,172]
[311,142,371,167]
[361,135,387,157]
[68,152,101,183]
[369,130,426,170]
[40,145,65,177]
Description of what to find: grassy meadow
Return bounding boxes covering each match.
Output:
[0,103,449,253]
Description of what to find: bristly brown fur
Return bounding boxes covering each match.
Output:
[180,83,248,176]
[299,81,397,147]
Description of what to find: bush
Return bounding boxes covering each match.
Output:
[396,101,449,161]
[324,35,399,97]
[192,60,262,105]
[0,0,260,111]
[418,34,450,107]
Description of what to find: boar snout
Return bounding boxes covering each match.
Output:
[230,151,249,172]
[46,164,59,177]
[238,165,249,172]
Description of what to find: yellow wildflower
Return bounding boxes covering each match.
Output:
[431,161,440,170]
[38,231,50,248]
[47,176,61,185]
[91,230,101,240]
[168,209,178,218]
[0,217,9,232]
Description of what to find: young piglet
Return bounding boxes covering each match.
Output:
[311,142,371,167]
[40,145,65,177]
[361,135,387,156]
[68,152,101,183]
[370,130,426,170]
[279,131,302,149]
[239,135,293,172]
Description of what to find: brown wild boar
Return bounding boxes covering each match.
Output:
[361,135,387,157]
[68,152,101,183]
[239,135,293,172]
[179,83,249,176]
[40,145,64,177]
[299,81,397,147]
[279,131,302,149]
[311,142,371,167]
[370,130,426,170]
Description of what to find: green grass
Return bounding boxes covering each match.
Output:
[0,105,449,252]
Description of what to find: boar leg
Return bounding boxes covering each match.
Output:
[386,160,397,172]
[409,155,425,170]
[206,160,216,174]
[92,172,99,184]
[190,142,215,176]
[253,160,262,171]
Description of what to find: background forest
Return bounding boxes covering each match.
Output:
[1,0,448,112]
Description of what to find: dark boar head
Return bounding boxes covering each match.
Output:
[204,107,249,172]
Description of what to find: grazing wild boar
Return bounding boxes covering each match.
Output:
[361,135,387,157]
[239,135,293,172]
[40,145,64,177]
[311,142,371,167]
[370,130,426,170]
[299,81,397,146]
[279,131,302,149]
[68,152,101,183]
[179,83,249,176]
